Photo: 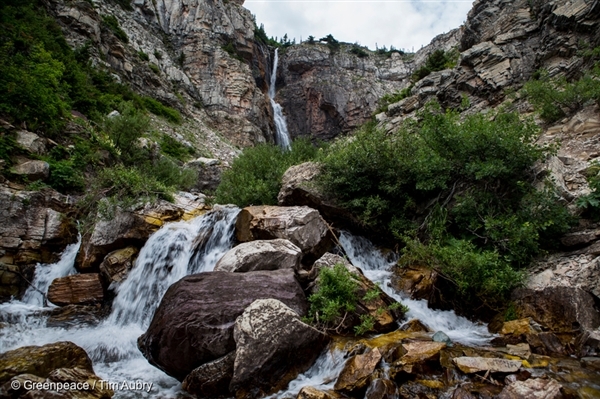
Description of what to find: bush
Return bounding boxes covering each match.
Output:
[102,102,150,162]
[102,15,128,43]
[47,159,85,192]
[138,51,149,61]
[350,45,369,58]
[376,85,413,113]
[524,67,600,123]
[411,48,459,82]
[306,264,359,325]
[160,134,195,161]
[141,97,182,124]
[215,138,319,206]
[145,156,197,191]
[319,105,574,307]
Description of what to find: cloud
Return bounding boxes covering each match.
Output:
[244,0,473,51]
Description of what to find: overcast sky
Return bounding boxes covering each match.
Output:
[244,0,473,52]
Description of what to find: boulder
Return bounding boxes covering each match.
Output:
[185,157,222,193]
[0,342,93,385]
[400,319,432,333]
[0,263,21,300]
[98,246,139,286]
[12,160,50,181]
[310,253,404,334]
[392,265,438,302]
[334,348,382,393]
[138,269,308,381]
[182,352,235,398]
[47,274,104,306]
[365,378,397,399]
[393,341,446,374]
[235,206,333,264]
[230,299,330,398]
[512,287,600,333]
[15,367,115,399]
[214,239,302,273]
[15,130,46,155]
[453,357,522,374]
[497,378,562,399]
[297,386,343,399]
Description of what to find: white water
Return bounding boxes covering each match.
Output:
[0,206,240,398]
[339,231,492,346]
[269,48,292,150]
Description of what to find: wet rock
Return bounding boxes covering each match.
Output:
[397,381,440,399]
[0,342,93,385]
[578,330,600,357]
[506,343,531,359]
[497,377,562,399]
[453,357,522,374]
[182,352,235,398]
[451,387,477,399]
[512,287,600,333]
[98,246,138,286]
[365,378,397,399]
[581,357,600,371]
[501,318,541,336]
[394,341,446,374]
[235,205,333,264]
[22,367,114,398]
[46,305,105,328]
[12,160,50,181]
[392,265,438,302]
[47,274,104,306]
[0,263,21,300]
[214,239,302,273]
[297,386,342,399]
[334,348,382,394]
[230,299,329,398]
[310,253,404,334]
[400,319,432,333]
[15,130,46,155]
[432,331,453,346]
[138,269,308,381]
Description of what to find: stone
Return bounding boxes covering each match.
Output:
[334,348,382,393]
[310,253,405,334]
[230,299,329,398]
[98,246,139,286]
[392,265,438,301]
[47,274,104,306]
[394,341,446,374]
[0,342,93,385]
[497,378,562,399]
[512,287,600,333]
[0,263,21,300]
[12,160,50,181]
[453,357,522,374]
[235,205,333,264]
[506,343,531,359]
[452,387,477,399]
[581,357,600,371]
[432,331,453,346]
[15,130,46,155]
[182,352,235,398]
[297,386,342,399]
[501,318,541,336]
[365,378,397,399]
[19,367,115,399]
[214,239,302,273]
[138,269,308,381]
[399,319,432,333]
[185,157,222,193]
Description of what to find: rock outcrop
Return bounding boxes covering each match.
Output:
[138,269,308,381]
[230,299,329,398]
[235,206,334,264]
[214,239,302,273]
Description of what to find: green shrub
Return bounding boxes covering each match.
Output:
[411,48,458,82]
[350,45,369,58]
[144,156,197,191]
[524,67,600,123]
[215,138,319,206]
[47,159,85,192]
[141,97,182,124]
[306,264,359,325]
[320,105,573,307]
[102,102,150,161]
[376,85,413,113]
[160,134,195,161]
[138,51,149,61]
[577,163,600,220]
[153,50,162,60]
[102,15,129,43]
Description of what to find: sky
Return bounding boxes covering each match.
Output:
[244,0,474,52]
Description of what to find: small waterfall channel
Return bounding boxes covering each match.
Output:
[0,207,490,398]
[269,48,292,149]
[0,206,240,398]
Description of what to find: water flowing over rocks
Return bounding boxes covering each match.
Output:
[235,205,334,264]
[231,299,329,398]
[137,269,308,381]
[214,239,302,272]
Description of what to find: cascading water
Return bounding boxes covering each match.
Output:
[0,205,240,398]
[269,48,292,150]
[339,231,492,346]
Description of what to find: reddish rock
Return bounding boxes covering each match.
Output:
[47,274,104,306]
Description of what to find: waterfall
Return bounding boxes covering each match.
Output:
[269,48,292,150]
[0,206,240,398]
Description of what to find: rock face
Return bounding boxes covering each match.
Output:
[0,342,93,385]
[98,246,139,286]
[214,239,302,273]
[235,206,333,264]
[47,274,105,306]
[185,157,222,193]
[182,352,236,399]
[138,269,308,381]
[12,160,50,181]
[230,299,329,398]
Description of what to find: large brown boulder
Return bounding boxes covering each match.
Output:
[47,274,104,306]
[0,342,93,385]
[512,287,600,333]
[230,299,330,398]
[182,352,236,398]
[235,206,333,264]
[214,239,302,273]
[138,269,308,381]
[334,348,382,394]
[98,246,139,286]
